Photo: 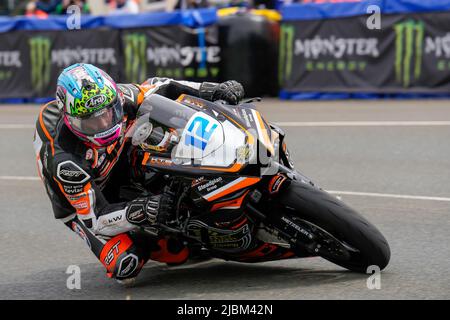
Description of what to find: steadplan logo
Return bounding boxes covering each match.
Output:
[394,20,425,88]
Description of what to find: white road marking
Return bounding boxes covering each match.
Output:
[1,175,449,202]
[328,190,450,202]
[275,121,450,127]
[0,124,35,129]
[0,176,40,181]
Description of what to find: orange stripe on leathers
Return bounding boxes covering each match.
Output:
[38,102,56,156]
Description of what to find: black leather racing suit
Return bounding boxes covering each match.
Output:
[33,78,234,279]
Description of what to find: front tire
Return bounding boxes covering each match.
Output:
[278,181,391,273]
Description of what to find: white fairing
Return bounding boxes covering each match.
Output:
[174,111,246,167]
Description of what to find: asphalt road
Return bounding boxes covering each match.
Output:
[0,99,449,300]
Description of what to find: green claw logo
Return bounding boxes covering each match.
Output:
[29,36,51,93]
[394,20,425,88]
[123,33,147,84]
[278,25,295,86]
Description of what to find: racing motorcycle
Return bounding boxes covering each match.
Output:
[127,93,390,273]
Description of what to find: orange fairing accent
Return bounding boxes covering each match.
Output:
[55,179,93,215]
[150,238,189,264]
[141,152,150,166]
[211,190,249,211]
[176,94,186,102]
[137,84,156,105]
[100,234,133,274]
[206,177,260,202]
[255,111,275,155]
[38,102,55,156]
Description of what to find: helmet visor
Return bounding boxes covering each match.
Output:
[67,99,123,136]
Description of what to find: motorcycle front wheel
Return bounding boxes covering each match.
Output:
[277,181,391,273]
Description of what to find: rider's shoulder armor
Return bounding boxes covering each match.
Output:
[117,83,142,120]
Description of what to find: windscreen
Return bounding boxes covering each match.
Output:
[137,94,197,131]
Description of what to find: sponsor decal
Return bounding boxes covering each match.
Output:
[197,177,223,192]
[0,51,22,68]
[294,36,379,59]
[57,161,90,184]
[279,25,295,85]
[63,184,84,195]
[280,24,379,81]
[123,33,148,84]
[394,20,425,87]
[73,200,88,210]
[123,32,221,82]
[118,254,139,278]
[126,204,146,224]
[118,84,135,102]
[95,124,120,139]
[51,47,117,67]
[85,94,107,109]
[104,240,121,266]
[268,174,287,194]
[281,216,313,239]
[29,36,51,93]
[107,214,123,224]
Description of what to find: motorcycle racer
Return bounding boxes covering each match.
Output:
[33,63,245,282]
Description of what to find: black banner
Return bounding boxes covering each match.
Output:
[0,31,30,99]
[0,29,121,99]
[279,12,450,94]
[120,25,220,84]
[0,26,220,99]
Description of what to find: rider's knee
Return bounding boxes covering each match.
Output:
[100,234,147,279]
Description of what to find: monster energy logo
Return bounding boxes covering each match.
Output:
[394,20,425,88]
[29,36,51,93]
[124,33,147,84]
[279,25,294,86]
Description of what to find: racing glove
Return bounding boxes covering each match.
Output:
[126,193,175,226]
[199,80,245,105]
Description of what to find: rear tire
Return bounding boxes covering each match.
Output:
[278,181,390,273]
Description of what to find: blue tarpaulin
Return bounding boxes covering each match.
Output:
[281,0,450,21]
[0,8,217,32]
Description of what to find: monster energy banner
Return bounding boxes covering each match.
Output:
[0,29,120,99]
[0,26,220,99]
[121,26,220,84]
[279,12,450,94]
